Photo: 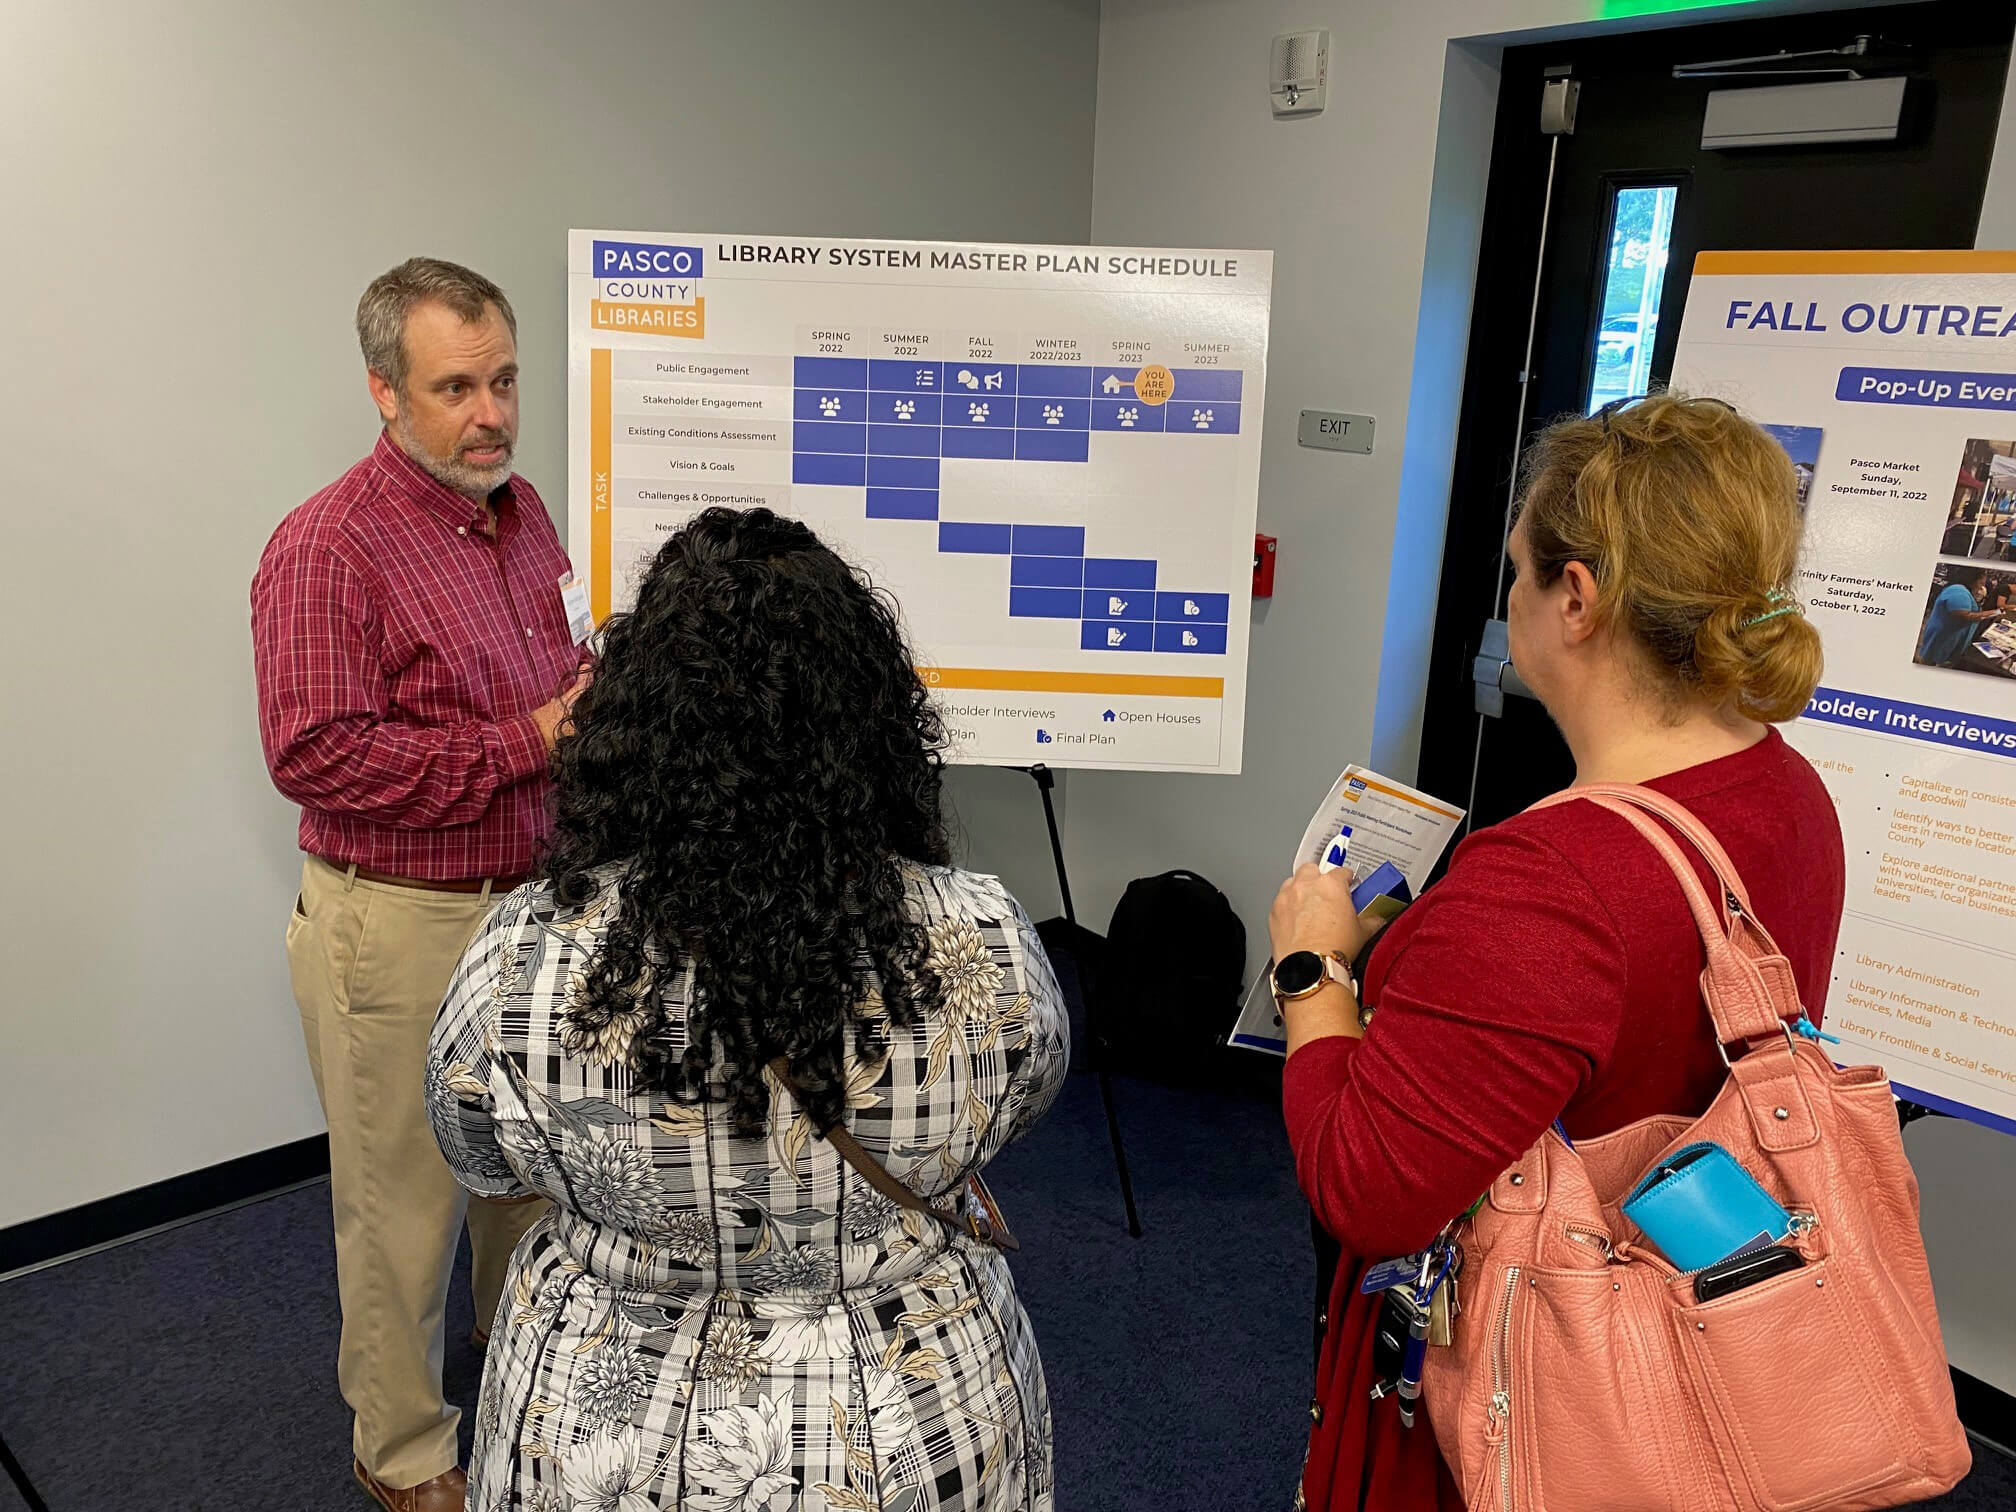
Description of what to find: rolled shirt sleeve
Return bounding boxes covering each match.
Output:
[253,543,549,830]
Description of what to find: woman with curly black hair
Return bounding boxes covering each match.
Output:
[428,508,1069,1512]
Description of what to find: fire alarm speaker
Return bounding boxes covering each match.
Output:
[1271,30,1329,116]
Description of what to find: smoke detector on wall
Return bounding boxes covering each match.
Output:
[1271,29,1329,116]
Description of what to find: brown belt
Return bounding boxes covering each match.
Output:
[330,861,529,896]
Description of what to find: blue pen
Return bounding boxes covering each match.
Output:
[1396,1310,1431,1427]
[1397,1248,1454,1428]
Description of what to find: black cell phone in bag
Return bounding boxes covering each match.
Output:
[1693,1242,1804,1302]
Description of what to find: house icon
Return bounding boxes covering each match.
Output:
[1102,709,1116,723]
[1101,374,1125,394]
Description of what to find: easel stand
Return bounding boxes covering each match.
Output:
[1023,764,1143,1238]
[0,1427,50,1512]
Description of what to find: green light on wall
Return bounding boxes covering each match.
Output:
[1599,0,1760,16]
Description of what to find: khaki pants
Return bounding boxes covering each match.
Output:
[287,857,549,1489]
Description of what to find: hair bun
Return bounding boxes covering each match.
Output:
[1694,592,1823,722]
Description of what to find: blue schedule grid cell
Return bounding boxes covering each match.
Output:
[1015,396,1090,430]
[1171,368,1244,402]
[941,427,1015,460]
[1083,589,1152,622]
[1093,367,1139,398]
[869,360,945,392]
[1016,429,1090,463]
[1155,621,1229,654]
[944,395,1011,428]
[1081,620,1151,651]
[867,424,941,457]
[867,455,939,488]
[869,392,943,425]
[939,522,1013,554]
[1155,592,1230,623]
[793,420,866,454]
[1167,401,1240,435]
[1084,558,1156,590]
[1017,363,1095,397]
[866,489,938,521]
[1011,524,1085,557]
[795,356,868,389]
[1010,587,1085,619]
[794,389,868,422]
[1011,556,1086,588]
[945,364,1016,398]
[1091,399,1165,432]
[793,452,866,486]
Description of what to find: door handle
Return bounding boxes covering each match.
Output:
[1472,618,1537,717]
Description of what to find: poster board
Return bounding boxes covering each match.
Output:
[1671,250,2016,1136]
[567,231,1271,773]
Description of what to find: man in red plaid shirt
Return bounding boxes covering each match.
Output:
[252,259,589,1512]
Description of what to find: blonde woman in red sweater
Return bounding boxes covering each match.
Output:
[1269,394,1842,1511]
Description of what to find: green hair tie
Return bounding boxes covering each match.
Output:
[1743,588,1801,628]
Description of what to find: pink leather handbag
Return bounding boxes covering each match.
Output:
[1422,785,1971,1512]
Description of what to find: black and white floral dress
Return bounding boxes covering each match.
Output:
[427,863,1068,1512]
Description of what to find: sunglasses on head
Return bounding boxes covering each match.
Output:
[1594,392,1737,432]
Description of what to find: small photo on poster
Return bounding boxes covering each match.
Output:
[1914,561,2016,680]
[1941,437,2016,561]
[1761,424,1823,507]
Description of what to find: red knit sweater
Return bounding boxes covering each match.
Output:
[1282,729,1845,1511]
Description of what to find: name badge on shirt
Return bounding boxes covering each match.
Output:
[559,572,594,646]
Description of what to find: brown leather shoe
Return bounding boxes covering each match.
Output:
[354,1460,467,1512]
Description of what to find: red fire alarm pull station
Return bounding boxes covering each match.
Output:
[1254,533,1277,598]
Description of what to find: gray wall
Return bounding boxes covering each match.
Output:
[0,0,1099,1230]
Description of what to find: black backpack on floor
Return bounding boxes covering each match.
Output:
[1096,870,1247,1082]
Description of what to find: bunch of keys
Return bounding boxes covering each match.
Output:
[1361,1232,1463,1427]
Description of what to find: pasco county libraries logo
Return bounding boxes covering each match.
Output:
[590,240,705,337]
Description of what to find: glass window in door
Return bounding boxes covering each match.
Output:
[1586,182,1678,413]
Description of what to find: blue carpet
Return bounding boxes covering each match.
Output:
[0,1068,1310,1512]
[1,1066,2010,1509]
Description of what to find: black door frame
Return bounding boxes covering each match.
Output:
[1414,0,2016,832]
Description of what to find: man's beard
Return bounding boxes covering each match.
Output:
[392,409,515,498]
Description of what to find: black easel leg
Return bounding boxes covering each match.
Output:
[1028,765,1143,1238]
[1096,1065,1144,1239]
[0,1427,52,1512]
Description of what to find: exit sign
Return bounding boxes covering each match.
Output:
[1297,409,1375,454]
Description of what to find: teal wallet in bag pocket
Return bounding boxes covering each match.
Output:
[1621,1141,1790,1272]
